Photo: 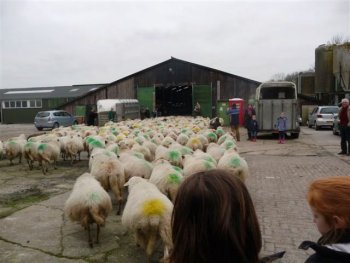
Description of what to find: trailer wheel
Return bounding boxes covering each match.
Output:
[291,133,299,139]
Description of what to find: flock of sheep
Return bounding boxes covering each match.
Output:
[0,116,249,262]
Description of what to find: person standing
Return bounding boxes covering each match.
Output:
[249,115,259,142]
[275,112,287,144]
[338,98,350,155]
[193,102,201,117]
[244,103,256,140]
[227,103,240,141]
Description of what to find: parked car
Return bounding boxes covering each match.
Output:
[307,106,339,130]
[333,114,340,135]
[34,110,77,131]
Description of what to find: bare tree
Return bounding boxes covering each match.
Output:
[269,72,286,81]
[327,34,349,45]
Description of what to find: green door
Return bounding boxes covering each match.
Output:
[137,86,155,111]
[217,101,230,126]
[192,84,212,118]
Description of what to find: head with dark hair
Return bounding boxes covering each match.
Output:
[232,103,237,109]
[169,169,262,263]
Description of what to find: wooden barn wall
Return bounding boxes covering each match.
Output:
[60,60,259,115]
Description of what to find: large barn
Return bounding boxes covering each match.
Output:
[60,57,260,123]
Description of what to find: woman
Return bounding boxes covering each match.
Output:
[169,169,262,263]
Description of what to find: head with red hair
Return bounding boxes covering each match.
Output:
[307,176,350,244]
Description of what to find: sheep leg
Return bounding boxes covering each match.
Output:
[87,224,93,248]
[95,223,100,244]
[42,161,46,175]
[145,228,158,261]
[135,229,147,249]
[110,177,123,215]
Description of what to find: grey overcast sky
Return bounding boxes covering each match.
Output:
[0,0,349,89]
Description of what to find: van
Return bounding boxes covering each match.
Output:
[255,81,300,138]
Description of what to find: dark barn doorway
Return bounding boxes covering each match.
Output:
[155,85,192,116]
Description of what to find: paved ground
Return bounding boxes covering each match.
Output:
[0,125,349,262]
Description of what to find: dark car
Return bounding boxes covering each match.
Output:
[34,110,77,131]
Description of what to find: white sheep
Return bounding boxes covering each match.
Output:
[37,139,61,174]
[185,136,203,151]
[206,142,226,162]
[176,133,189,145]
[217,149,249,182]
[182,154,216,177]
[64,173,112,248]
[122,177,173,261]
[4,138,26,165]
[119,153,153,181]
[23,141,40,170]
[90,154,125,215]
[149,159,184,202]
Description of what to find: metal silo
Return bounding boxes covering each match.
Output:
[315,45,335,94]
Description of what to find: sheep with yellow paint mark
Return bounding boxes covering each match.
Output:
[122,176,173,262]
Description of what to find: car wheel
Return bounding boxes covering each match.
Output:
[315,122,320,130]
[37,127,43,131]
[53,122,59,129]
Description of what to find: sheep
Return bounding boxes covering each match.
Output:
[23,141,40,170]
[122,177,173,262]
[64,173,112,248]
[185,136,203,151]
[131,143,153,162]
[119,153,153,181]
[90,154,125,215]
[0,140,3,159]
[176,133,189,145]
[64,135,84,164]
[217,149,249,182]
[37,139,61,174]
[206,142,226,162]
[182,154,216,177]
[149,159,184,202]
[193,149,217,166]
[4,138,26,165]
[89,148,118,171]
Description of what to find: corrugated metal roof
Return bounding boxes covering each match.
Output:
[0,84,106,100]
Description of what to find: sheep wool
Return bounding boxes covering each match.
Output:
[64,173,112,248]
[122,177,173,261]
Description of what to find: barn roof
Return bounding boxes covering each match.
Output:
[0,84,106,100]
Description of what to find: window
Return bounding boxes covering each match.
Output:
[2,99,42,108]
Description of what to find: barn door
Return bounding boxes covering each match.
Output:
[192,84,212,118]
[137,86,155,112]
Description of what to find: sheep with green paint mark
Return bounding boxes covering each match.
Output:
[132,143,153,162]
[64,173,112,248]
[23,141,40,170]
[4,137,26,165]
[122,176,173,262]
[182,154,216,177]
[217,149,249,182]
[37,139,61,174]
[149,159,184,202]
[89,148,118,171]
